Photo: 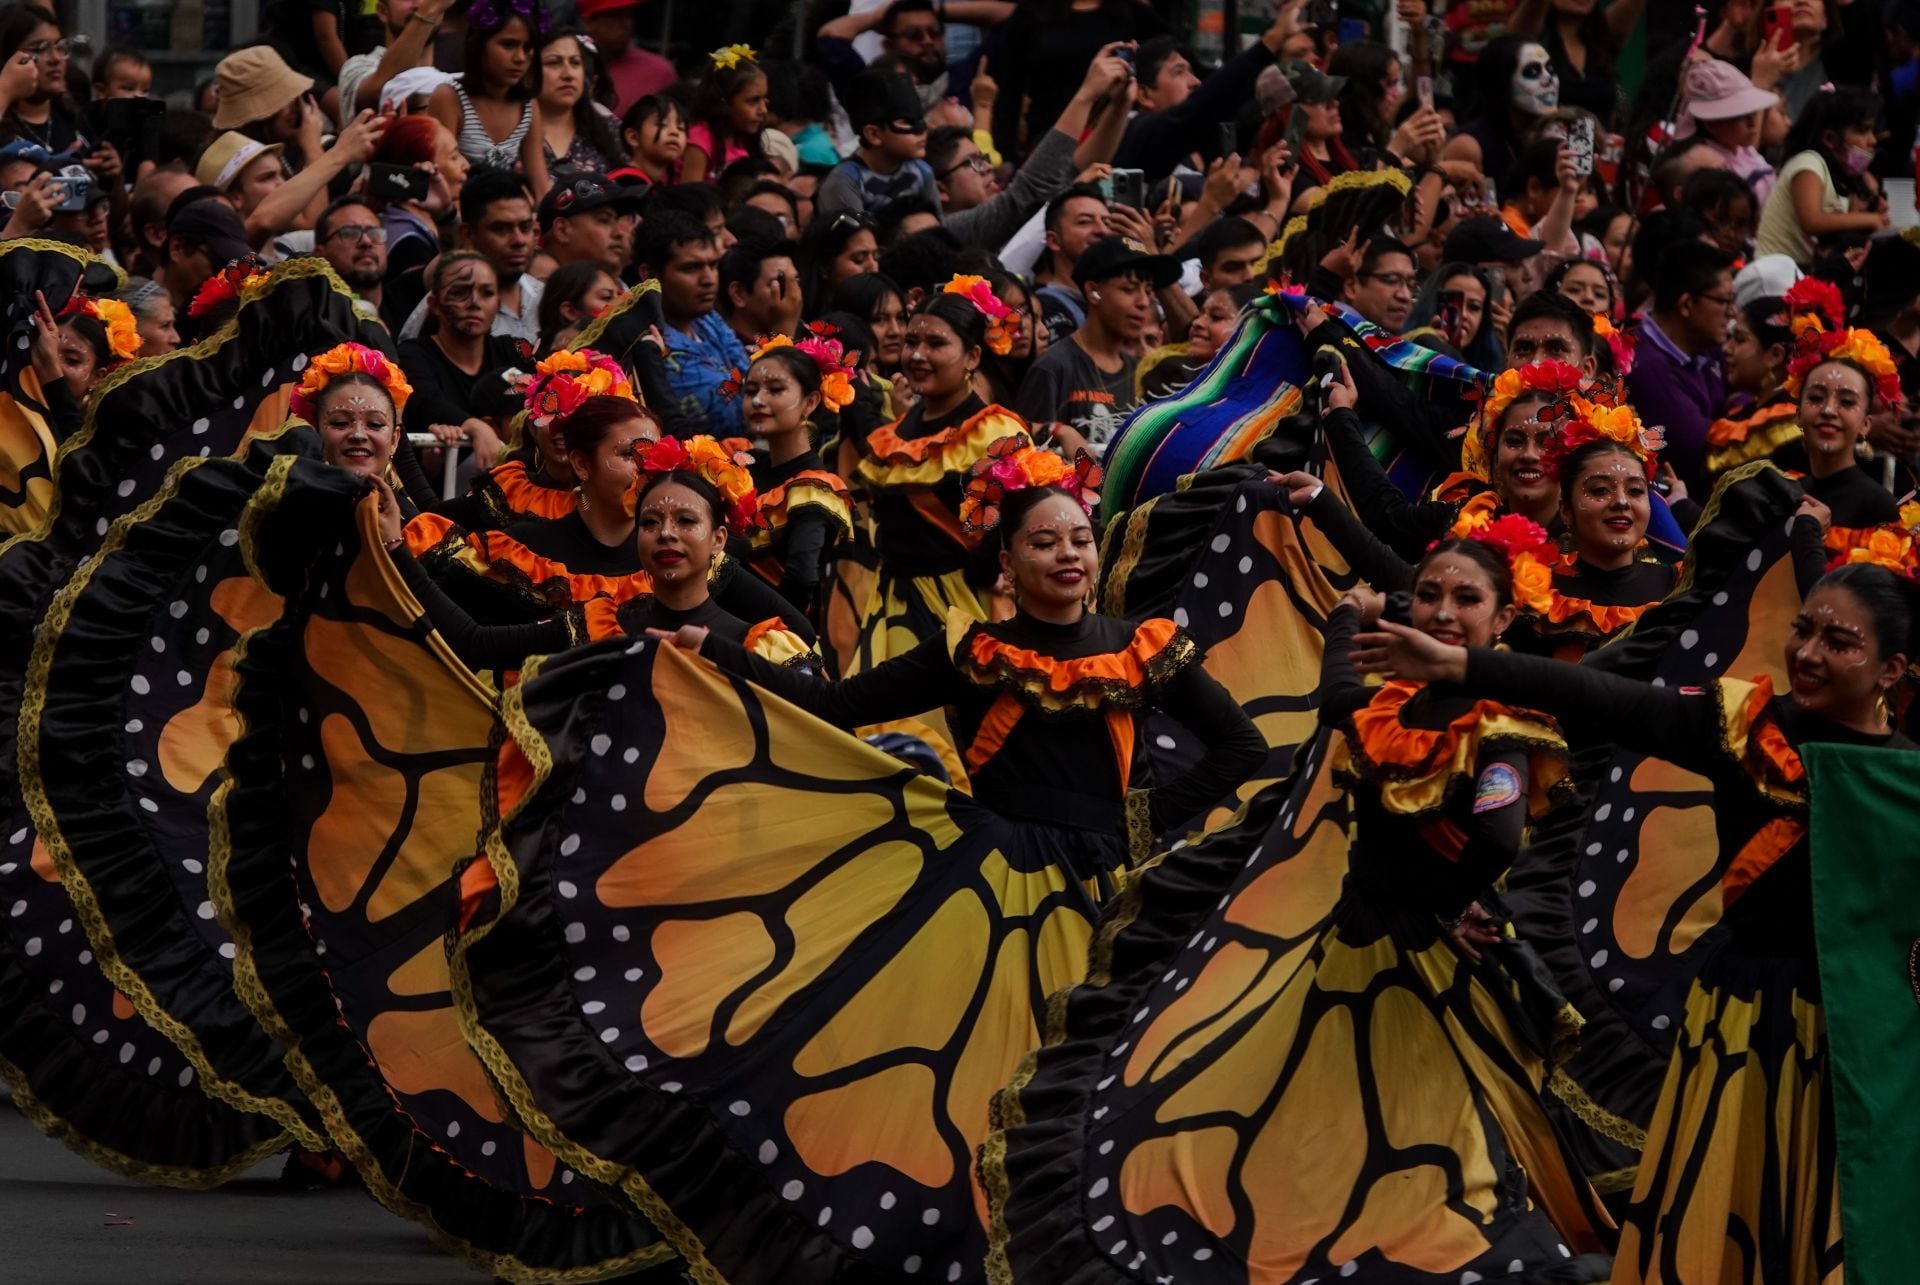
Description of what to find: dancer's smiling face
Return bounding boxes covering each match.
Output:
[1000,491,1097,616]
[317,377,398,479]
[1786,582,1907,724]
[1410,541,1516,649]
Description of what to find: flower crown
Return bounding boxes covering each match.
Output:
[959,435,1101,535]
[746,325,859,413]
[1827,503,1920,582]
[1537,387,1666,482]
[625,434,759,533]
[468,0,549,36]
[940,274,1018,357]
[1443,503,1556,616]
[518,347,634,430]
[1782,277,1846,335]
[188,257,270,321]
[709,44,757,71]
[62,295,141,364]
[1464,360,1586,481]
[291,341,414,422]
[1592,313,1634,377]
[1784,324,1902,408]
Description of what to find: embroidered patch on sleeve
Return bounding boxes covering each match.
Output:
[1472,762,1523,814]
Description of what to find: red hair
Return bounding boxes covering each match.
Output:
[375,114,441,166]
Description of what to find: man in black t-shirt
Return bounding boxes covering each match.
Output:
[1017,236,1177,456]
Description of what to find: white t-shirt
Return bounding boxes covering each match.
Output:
[1756,150,1843,265]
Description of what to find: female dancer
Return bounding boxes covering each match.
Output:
[1283,368,1673,657]
[1323,358,1587,562]
[445,443,1262,1285]
[1707,287,1801,480]
[738,335,853,615]
[379,434,810,668]
[1353,558,1920,1282]
[1786,322,1905,591]
[986,528,1613,1282]
[843,274,1029,671]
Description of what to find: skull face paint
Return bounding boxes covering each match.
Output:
[1511,44,1559,115]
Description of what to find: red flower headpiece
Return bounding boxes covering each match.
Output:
[291,341,414,421]
[959,434,1100,535]
[745,326,858,413]
[519,347,634,430]
[1463,360,1587,480]
[1447,512,1557,615]
[1537,387,1665,482]
[1784,325,1902,408]
[1592,313,1635,376]
[1782,277,1845,333]
[188,257,271,321]
[60,295,141,364]
[625,434,760,533]
[940,274,1019,356]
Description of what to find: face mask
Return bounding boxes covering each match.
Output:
[1843,144,1874,175]
[1511,43,1560,115]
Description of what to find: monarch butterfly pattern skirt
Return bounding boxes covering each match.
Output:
[1612,952,1841,1285]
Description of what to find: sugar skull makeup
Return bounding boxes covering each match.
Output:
[1512,44,1559,116]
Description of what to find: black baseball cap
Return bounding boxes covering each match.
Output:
[167,198,252,264]
[1074,235,1180,289]
[1442,215,1545,264]
[846,70,924,131]
[538,170,645,231]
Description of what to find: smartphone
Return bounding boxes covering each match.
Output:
[1216,121,1237,162]
[369,163,429,202]
[1416,75,1434,111]
[1111,167,1146,211]
[94,96,163,171]
[1113,45,1134,75]
[1761,4,1794,51]
[1435,289,1465,345]
[1567,115,1594,179]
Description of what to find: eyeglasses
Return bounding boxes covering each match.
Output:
[1693,291,1735,309]
[1361,271,1415,290]
[23,37,78,60]
[936,154,993,179]
[326,225,389,245]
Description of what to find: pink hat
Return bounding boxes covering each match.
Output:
[1682,59,1778,124]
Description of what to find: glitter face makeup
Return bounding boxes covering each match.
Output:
[1566,453,1650,569]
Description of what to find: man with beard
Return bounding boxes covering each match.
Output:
[314,196,389,323]
[640,210,749,434]
[396,168,545,345]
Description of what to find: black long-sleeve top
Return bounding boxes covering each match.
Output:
[1321,406,1475,563]
[701,610,1262,835]
[1112,39,1277,181]
[1316,604,1535,917]
[751,450,842,611]
[394,545,763,672]
[397,334,523,434]
[1462,645,1913,957]
[499,510,815,640]
[1790,464,1905,596]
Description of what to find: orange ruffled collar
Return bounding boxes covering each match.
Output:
[1341,681,1570,818]
[486,458,579,521]
[953,616,1194,713]
[1706,392,1797,448]
[858,405,1029,489]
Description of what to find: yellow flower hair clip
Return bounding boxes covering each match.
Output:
[710,44,757,71]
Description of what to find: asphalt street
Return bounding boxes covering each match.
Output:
[0,1089,478,1285]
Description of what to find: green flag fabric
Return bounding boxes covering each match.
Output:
[1807,743,1920,1285]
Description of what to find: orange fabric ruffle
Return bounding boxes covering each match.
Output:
[956,617,1190,713]
[1341,681,1571,819]
[403,511,460,559]
[1721,815,1806,907]
[468,529,654,604]
[752,470,854,542]
[1540,591,1656,637]
[857,406,1028,489]
[487,459,579,521]
[1706,395,1796,448]
[578,596,624,642]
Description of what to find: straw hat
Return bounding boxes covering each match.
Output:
[211,47,314,131]
[195,131,284,191]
